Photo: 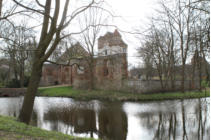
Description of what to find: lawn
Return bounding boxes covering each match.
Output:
[37,86,210,101]
[0,115,97,140]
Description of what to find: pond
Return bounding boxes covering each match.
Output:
[0,97,209,140]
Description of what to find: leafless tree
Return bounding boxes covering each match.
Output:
[137,0,209,92]
[160,0,194,92]
[137,22,178,90]
[0,0,2,17]
[0,20,35,87]
[78,6,108,89]
[191,3,210,90]
[5,0,102,124]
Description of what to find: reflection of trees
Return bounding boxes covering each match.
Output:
[98,103,128,140]
[152,113,177,140]
[197,98,209,140]
[137,99,209,140]
[44,105,97,136]
[43,101,128,140]
[181,100,188,140]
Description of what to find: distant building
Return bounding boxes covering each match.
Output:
[40,29,128,90]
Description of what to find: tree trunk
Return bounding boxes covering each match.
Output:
[170,67,175,90]
[11,55,18,81]
[18,59,43,124]
[181,61,185,92]
[198,61,202,91]
[0,0,2,17]
[191,60,195,89]
[89,63,94,90]
[20,62,25,88]
[181,100,188,140]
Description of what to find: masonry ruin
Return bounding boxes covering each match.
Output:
[40,29,128,90]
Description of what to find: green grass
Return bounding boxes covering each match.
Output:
[0,115,97,140]
[37,86,210,101]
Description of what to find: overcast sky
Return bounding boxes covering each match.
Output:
[2,0,160,67]
[103,0,159,67]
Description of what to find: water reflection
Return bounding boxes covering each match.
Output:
[98,102,127,140]
[0,97,209,140]
[44,107,97,136]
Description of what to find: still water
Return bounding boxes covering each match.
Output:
[0,97,209,140]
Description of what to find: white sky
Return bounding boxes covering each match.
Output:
[104,0,159,67]
[2,0,160,67]
[51,0,160,67]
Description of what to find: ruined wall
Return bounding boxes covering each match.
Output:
[40,64,72,86]
[71,54,128,90]
[72,60,91,89]
[40,30,129,89]
[40,64,59,86]
[122,80,200,94]
[94,54,127,90]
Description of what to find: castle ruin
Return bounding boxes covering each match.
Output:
[40,29,128,90]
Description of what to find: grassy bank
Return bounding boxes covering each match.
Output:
[37,86,210,101]
[0,115,96,140]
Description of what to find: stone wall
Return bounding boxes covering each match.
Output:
[71,54,128,90]
[0,88,26,97]
[94,54,127,90]
[121,80,200,94]
[40,64,73,86]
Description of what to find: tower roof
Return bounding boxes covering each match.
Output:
[113,29,121,36]
[98,29,127,48]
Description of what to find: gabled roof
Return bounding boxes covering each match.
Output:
[56,42,88,64]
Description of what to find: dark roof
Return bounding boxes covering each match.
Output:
[56,42,88,63]
[98,29,127,48]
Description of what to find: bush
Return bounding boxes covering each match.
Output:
[6,79,20,88]
[6,76,30,88]
[24,76,30,87]
[201,80,209,88]
[0,82,4,88]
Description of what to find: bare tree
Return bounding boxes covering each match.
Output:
[0,0,2,17]
[0,20,35,87]
[160,0,194,92]
[137,22,178,91]
[78,6,108,89]
[137,0,209,92]
[7,0,100,124]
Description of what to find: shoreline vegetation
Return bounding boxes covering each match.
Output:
[0,115,97,140]
[37,86,210,102]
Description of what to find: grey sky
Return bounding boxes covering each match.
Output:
[1,0,159,67]
[105,0,158,67]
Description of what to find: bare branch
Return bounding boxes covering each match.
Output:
[12,0,53,19]
[35,0,45,8]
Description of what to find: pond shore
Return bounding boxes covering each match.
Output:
[37,86,210,101]
[0,115,97,140]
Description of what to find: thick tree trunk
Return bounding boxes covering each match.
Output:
[0,0,2,17]
[18,59,43,124]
